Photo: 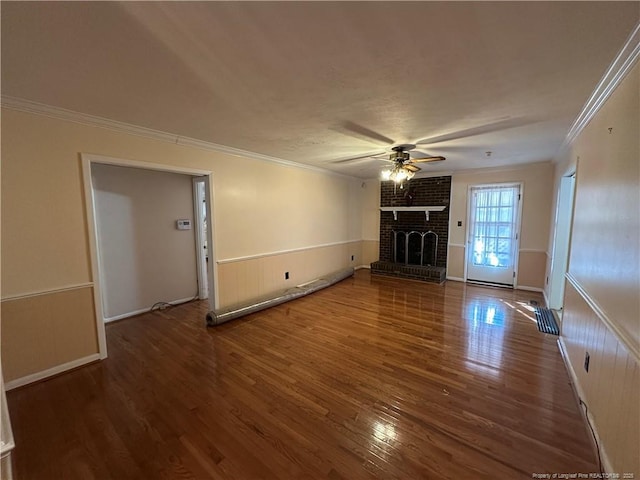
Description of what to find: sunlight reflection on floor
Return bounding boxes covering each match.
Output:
[465,298,506,378]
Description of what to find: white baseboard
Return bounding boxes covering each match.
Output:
[5,353,101,391]
[515,285,544,293]
[447,279,545,291]
[104,296,196,323]
[543,288,550,308]
[557,337,613,473]
[105,306,150,323]
[355,265,371,270]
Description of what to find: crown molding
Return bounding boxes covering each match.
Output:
[0,95,353,179]
[563,23,640,149]
[451,160,552,177]
[1,95,178,143]
[172,135,348,178]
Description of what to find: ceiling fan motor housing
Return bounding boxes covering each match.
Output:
[390,150,411,163]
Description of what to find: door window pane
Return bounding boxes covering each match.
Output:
[471,186,519,268]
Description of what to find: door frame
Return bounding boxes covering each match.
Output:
[547,170,576,312]
[82,153,217,359]
[463,182,524,287]
[192,177,209,300]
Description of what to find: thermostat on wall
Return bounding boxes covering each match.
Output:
[176,219,192,230]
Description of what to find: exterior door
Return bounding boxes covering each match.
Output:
[466,184,521,286]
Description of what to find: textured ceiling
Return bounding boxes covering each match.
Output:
[2,2,638,178]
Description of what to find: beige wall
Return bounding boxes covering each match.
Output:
[551,63,639,473]
[218,177,378,305]
[566,64,639,352]
[361,178,380,241]
[92,164,198,319]
[1,287,98,382]
[215,158,362,261]
[1,108,364,383]
[360,178,381,266]
[446,162,554,289]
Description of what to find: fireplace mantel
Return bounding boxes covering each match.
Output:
[380,206,446,221]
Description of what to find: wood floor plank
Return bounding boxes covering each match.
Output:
[7,271,598,479]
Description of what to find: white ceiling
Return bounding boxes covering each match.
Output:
[2,2,638,178]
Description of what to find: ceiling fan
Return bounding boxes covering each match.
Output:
[330,117,532,181]
[379,144,445,183]
[333,142,445,183]
[329,122,447,183]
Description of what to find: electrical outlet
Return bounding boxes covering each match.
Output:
[457,221,462,227]
[584,352,590,372]
[285,272,289,280]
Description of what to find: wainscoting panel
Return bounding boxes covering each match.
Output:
[1,286,99,383]
[216,241,362,307]
[561,280,639,474]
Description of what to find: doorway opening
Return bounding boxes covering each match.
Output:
[547,172,576,320]
[81,154,217,359]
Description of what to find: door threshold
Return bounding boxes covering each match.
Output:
[466,279,514,289]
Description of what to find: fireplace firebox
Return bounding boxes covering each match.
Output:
[393,230,438,266]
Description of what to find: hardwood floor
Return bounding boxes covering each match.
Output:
[7,270,598,479]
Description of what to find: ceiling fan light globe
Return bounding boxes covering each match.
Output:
[395,169,408,182]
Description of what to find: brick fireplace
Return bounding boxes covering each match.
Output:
[371,175,451,283]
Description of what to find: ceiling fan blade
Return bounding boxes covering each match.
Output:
[409,149,431,158]
[414,117,530,146]
[334,121,395,146]
[404,164,421,172]
[409,156,446,163]
[330,150,387,164]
